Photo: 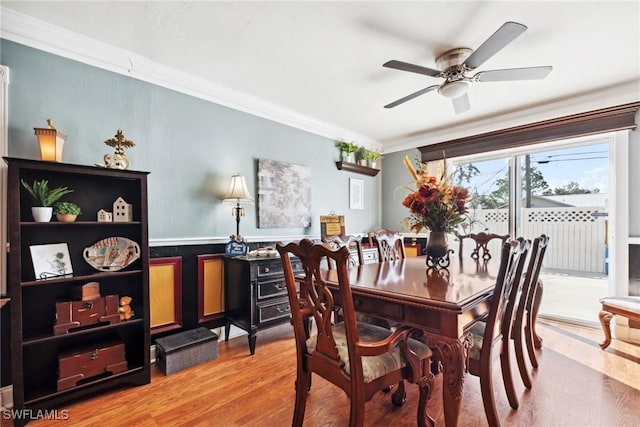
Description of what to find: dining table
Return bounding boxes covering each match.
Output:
[317,255,504,427]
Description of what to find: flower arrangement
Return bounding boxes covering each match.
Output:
[401,155,469,234]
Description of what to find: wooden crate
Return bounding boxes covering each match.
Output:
[57,341,127,391]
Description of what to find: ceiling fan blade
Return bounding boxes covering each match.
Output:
[452,93,471,114]
[463,21,527,70]
[383,60,442,77]
[475,66,552,82]
[384,85,439,109]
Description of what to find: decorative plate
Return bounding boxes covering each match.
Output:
[83,237,140,271]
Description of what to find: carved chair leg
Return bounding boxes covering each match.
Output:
[391,380,406,407]
[479,361,501,427]
[513,322,532,389]
[293,371,311,426]
[524,279,542,367]
[500,341,519,410]
[532,280,544,349]
[349,396,365,427]
[524,310,539,369]
[599,310,614,349]
[416,371,436,427]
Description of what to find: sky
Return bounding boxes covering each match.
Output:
[456,142,609,197]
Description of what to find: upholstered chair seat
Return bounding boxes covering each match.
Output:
[306,321,432,383]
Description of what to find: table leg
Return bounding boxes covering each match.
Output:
[426,332,472,427]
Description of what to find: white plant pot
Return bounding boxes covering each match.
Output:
[31,207,53,222]
[342,152,356,163]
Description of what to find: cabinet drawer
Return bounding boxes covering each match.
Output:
[258,300,291,323]
[257,258,303,278]
[257,279,288,300]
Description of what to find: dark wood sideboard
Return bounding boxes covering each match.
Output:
[224,247,378,355]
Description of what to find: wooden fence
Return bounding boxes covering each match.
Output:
[463,206,606,274]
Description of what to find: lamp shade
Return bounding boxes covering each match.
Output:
[223,174,254,204]
[34,119,66,162]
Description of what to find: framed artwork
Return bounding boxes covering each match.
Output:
[30,243,73,279]
[258,159,312,228]
[349,178,364,210]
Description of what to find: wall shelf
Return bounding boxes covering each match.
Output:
[335,161,380,176]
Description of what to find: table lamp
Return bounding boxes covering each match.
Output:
[223,174,254,256]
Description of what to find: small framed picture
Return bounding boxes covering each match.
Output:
[349,178,364,210]
[30,243,73,279]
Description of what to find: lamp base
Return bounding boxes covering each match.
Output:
[225,235,249,257]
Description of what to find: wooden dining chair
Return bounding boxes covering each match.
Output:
[466,238,530,427]
[457,231,510,261]
[322,234,364,268]
[512,234,549,385]
[276,239,435,427]
[369,229,406,262]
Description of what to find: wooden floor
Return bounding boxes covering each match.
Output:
[5,320,640,427]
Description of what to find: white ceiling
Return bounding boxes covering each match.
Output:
[2,1,639,152]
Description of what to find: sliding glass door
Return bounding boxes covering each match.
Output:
[452,136,613,326]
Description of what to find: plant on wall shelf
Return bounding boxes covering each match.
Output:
[364,150,382,168]
[355,146,368,165]
[335,141,358,162]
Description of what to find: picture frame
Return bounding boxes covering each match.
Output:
[29,242,73,279]
[257,159,312,228]
[349,178,364,210]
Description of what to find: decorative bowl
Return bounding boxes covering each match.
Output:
[83,236,140,271]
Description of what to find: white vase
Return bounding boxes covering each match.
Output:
[31,207,53,222]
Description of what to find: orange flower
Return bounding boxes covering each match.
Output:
[402,156,469,234]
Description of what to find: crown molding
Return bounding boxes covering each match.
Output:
[383,79,640,154]
[0,7,378,147]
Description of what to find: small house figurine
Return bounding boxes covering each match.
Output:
[113,197,133,222]
[97,209,113,222]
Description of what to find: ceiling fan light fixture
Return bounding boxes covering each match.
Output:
[438,80,471,99]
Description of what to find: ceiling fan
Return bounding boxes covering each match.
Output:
[382,21,552,114]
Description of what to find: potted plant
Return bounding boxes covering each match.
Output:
[355,146,368,166]
[335,141,358,163]
[365,150,382,169]
[54,201,82,222]
[20,179,74,222]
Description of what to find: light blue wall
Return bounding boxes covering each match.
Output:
[1,40,381,240]
[381,148,421,232]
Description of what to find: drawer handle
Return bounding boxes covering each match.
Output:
[274,284,285,291]
[90,350,98,360]
[276,305,290,313]
[264,267,270,273]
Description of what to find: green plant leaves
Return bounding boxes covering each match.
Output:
[21,179,73,207]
